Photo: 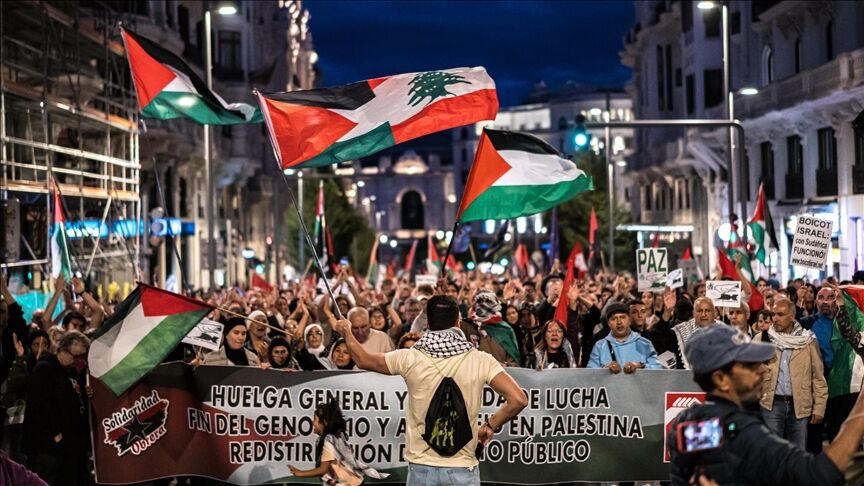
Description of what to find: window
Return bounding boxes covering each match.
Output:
[854,110,864,166]
[703,7,721,38]
[686,74,695,114]
[818,127,837,170]
[665,45,674,111]
[760,142,775,199]
[682,0,693,33]
[826,21,834,61]
[645,184,653,210]
[657,46,665,111]
[787,135,803,173]
[704,69,723,108]
[675,68,682,87]
[794,37,802,74]
[178,5,189,44]
[731,11,741,35]
[761,46,774,86]
[218,30,242,72]
[677,180,683,208]
[400,191,425,229]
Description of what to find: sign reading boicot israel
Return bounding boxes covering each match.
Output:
[91,363,702,484]
[790,215,833,269]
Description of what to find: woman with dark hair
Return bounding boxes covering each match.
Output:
[288,400,387,485]
[267,336,298,370]
[519,303,542,368]
[533,319,577,370]
[202,317,261,367]
[326,338,356,370]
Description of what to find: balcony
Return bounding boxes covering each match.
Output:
[854,165,864,194]
[815,167,838,197]
[785,173,803,199]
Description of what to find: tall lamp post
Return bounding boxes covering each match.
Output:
[203,3,236,290]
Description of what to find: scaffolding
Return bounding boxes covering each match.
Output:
[1,1,141,287]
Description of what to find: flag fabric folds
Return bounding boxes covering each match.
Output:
[554,242,585,325]
[588,208,601,274]
[50,183,72,280]
[313,181,332,274]
[120,28,261,125]
[257,67,498,169]
[456,129,593,223]
[829,286,864,397]
[747,182,780,266]
[89,284,213,395]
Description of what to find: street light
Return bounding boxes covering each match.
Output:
[217,5,237,15]
[696,1,716,9]
[738,87,759,96]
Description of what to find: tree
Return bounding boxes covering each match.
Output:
[281,178,375,276]
[552,151,637,272]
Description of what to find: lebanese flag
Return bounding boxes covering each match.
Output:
[747,182,780,266]
[456,129,593,222]
[120,29,260,125]
[257,67,497,169]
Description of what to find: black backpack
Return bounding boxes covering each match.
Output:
[420,350,474,457]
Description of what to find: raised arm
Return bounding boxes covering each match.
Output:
[42,274,67,331]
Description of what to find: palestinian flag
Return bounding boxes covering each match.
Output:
[426,234,441,274]
[89,284,213,396]
[312,181,333,274]
[554,242,584,325]
[747,182,780,266]
[50,183,72,280]
[829,286,864,397]
[257,67,497,169]
[588,207,601,274]
[120,28,260,125]
[457,129,593,222]
[404,240,418,274]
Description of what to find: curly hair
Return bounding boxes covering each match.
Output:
[397,332,422,349]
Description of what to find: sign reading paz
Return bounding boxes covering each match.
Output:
[637,249,668,292]
[705,280,741,308]
[789,215,833,269]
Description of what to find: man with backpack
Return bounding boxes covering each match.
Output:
[334,295,528,485]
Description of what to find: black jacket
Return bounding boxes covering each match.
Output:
[23,354,87,456]
[668,395,843,485]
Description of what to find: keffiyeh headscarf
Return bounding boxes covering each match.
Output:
[473,291,502,322]
[413,328,474,358]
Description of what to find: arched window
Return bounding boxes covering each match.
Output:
[826,21,834,61]
[794,37,802,74]
[761,46,774,86]
[400,191,425,229]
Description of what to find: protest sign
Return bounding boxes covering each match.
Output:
[636,248,668,292]
[92,365,701,484]
[182,319,224,351]
[678,259,700,283]
[705,280,741,308]
[667,269,684,290]
[414,274,438,288]
[789,215,833,269]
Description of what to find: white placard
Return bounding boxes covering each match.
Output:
[705,280,742,308]
[182,318,223,351]
[636,248,669,292]
[789,215,833,269]
[414,274,438,288]
[667,269,684,290]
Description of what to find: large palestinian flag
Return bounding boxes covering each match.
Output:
[747,182,780,266]
[829,286,864,397]
[89,284,213,395]
[456,129,593,222]
[50,182,72,279]
[120,28,261,125]
[257,67,497,168]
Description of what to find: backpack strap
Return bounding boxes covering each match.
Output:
[606,340,617,362]
[418,348,473,378]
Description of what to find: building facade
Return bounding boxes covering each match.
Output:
[622,0,864,281]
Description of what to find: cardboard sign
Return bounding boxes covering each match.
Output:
[414,274,438,288]
[678,259,700,283]
[705,280,741,308]
[667,269,684,290]
[182,318,223,351]
[636,248,668,292]
[789,215,833,269]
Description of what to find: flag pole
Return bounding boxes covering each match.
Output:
[439,221,459,279]
[254,89,344,320]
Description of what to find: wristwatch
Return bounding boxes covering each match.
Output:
[484,419,502,433]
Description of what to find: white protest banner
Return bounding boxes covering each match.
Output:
[637,248,668,292]
[789,215,833,269]
[182,318,224,351]
[705,280,741,308]
[678,259,700,283]
[414,274,438,288]
[667,269,684,290]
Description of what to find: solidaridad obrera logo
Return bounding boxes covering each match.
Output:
[102,390,169,456]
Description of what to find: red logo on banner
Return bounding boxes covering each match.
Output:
[102,390,170,457]
[663,392,706,462]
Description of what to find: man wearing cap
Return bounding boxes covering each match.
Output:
[587,303,661,372]
[668,325,864,485]
[672,297,724,369]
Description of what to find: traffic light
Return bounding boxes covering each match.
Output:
[574,114,591,150]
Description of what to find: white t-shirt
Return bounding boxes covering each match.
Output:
[360,328,394,354]
[384,348,504,467]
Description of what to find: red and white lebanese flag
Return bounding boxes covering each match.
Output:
[257,67,498,169]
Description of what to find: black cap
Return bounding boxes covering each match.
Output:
[685,326,775,374]
[604,303,629,320]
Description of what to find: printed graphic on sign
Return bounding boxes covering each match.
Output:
[705,281,742,308]
[789,215,833,269]
[664,392,706,462]
[637,248,668,292]
[667,269,684,290]
[182,318,224,351]
[415,274,438,288]
[102,390,169,457]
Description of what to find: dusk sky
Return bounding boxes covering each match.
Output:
[306,1,635,107]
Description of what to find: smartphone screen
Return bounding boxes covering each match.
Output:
[678,417,723,453]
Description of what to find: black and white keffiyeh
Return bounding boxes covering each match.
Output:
[413,328,474,358]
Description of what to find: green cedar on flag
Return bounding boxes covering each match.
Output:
[747,182,780,266]
[120,28,261,125]
[89,284,213,396]
[456,129,594,222]
[50,183,72,280]
[829,286,864,398]
[257,67,498,169]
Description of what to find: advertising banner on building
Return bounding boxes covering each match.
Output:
[91,363,702,484]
